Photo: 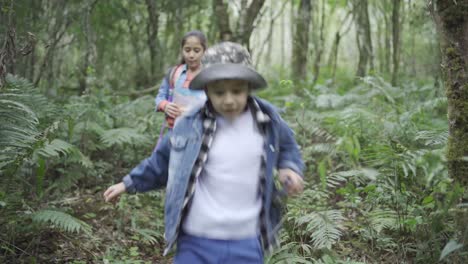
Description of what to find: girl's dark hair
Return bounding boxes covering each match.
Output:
[179,30,207,64]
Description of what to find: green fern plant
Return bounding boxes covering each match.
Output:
[100,128,150,148]
[32,209,92,235]
[296,210,345,249]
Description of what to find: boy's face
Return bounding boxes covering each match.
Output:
[206,80,249,120]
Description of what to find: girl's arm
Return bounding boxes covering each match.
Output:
[155,76,170,112]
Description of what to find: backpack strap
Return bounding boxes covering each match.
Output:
[167,64,184,102]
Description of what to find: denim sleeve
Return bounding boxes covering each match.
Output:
[123,134,170,193]
[277,118,305,177]
[155,77,170,111]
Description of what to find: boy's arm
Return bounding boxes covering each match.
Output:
[276,118,305,195]
[155,77,170,112]
[277,118,305,176]
[123,134,171,193]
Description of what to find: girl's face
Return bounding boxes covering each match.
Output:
[182,36,204,70]
[206,80,249,120]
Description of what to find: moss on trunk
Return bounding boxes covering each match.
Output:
[437,1,468,186]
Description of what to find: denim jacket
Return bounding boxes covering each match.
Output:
[154,64,187,110]
[123,96,304,255]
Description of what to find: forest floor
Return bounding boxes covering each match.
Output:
[12,189,172,263]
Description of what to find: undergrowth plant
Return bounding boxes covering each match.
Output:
[260,76,466,263]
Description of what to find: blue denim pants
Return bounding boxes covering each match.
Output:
[174,233,264,264]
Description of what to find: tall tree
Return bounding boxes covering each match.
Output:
[145,0,161,84]
[352,0,373,78]
[0,0,15,88]
[312,0,326,85]
[391,0,401,86]
[212,0,266,49]
[432,0,468,187]
[327,9,352,83]
[78,0,97,95]
[292,0,312,80]
[33,1,73,88]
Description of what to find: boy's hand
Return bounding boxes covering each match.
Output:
[279,168,304,196]
[164,103,183,118]
[103,182,126,203]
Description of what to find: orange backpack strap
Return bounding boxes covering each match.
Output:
[169,64,184,89]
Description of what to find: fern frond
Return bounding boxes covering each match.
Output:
[34,139,93,168]
[32,209,92,235]
[132,228,163,245]
[36,139,75,158]
[297,210,345,249]
[366,209,398,234]
[100,128,149,147]
[415,130,448,147]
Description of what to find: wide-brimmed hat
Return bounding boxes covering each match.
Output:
[190,42,267,90]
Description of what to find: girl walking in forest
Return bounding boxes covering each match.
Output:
[155,30,208,130]
[104,42,305,263]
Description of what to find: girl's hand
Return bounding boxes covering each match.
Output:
[164,103,183,118]
[103,182,126,203]
[279,168,304,196]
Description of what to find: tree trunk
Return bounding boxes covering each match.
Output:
[125,8,147,88]
[434,0,468,186]
[433,0,468,249]
[327,10,352,83]
[235,0,266,49]
[34,1,71,87]
[212,0,232,41]
[145,0,161,84]
[384,12,391,73]
[0,0,16,88]
[78,0,97,95]
[212,0,265,49]
[281,3,286,66]
[312,0,326,85]
[292,0,312,80]
[353,0,373,78]
[391,0,401,86]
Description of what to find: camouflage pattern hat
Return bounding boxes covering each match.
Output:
[190,42,267,90]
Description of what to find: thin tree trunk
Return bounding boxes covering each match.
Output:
[79,0,97,95]
[34,1,71,87]
[384,13,391,73]
[409,0,416,76]
[292,0,312,80]
[145,0,160,83]
[256,0,288,67]
[391,0,401,86]
[312,0,326,85]
[265,3,274,65]
[280,3,286,66]
[327,10,352,83]
[125,9,147,87]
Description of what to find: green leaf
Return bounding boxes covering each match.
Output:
[439,240,463,261]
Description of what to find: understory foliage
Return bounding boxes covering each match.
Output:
[0,74,466,263]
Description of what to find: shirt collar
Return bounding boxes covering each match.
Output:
[202,96,270,123]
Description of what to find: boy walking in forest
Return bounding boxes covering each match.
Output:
[104,42,305,263]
